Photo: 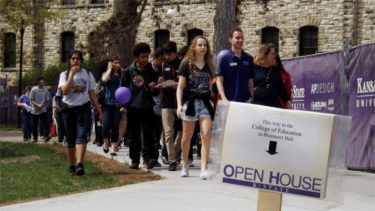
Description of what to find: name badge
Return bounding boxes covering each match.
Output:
[230,62,237,67]
[243,61,249,65]
[165,67,171,71]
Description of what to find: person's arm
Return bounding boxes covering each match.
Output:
[17,96,23,107]
[176,75,186,118]
[216,76,227,101]
[61,66,80,95]
[101,62,112,83]
[248,78,254,101]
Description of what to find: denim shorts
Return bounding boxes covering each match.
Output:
[181,99,213,121]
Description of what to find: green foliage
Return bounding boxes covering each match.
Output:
[13,57,103,86]
[0,0,59,30]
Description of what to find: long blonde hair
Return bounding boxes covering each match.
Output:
[254,43,276,66]
[183,36,215,77]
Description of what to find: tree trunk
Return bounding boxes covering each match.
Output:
[213,0,238,56]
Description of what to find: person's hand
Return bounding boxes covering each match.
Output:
[70,66,80,77]
[158,76,164,84]
[107,62,113,71]
[120,107,127,113]
[176,105,183,118]
[148,82,156,89]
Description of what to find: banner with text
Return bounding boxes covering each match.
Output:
[282,51,344,114]
[347,43,375,171]
[220,102,334,199]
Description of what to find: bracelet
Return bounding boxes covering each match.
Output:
[96,108,102,114]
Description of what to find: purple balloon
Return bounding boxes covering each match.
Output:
[115,87,132,105]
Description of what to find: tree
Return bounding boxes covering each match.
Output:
[88,0,147,67]
[213,0,239,56]
[0,0,58,30]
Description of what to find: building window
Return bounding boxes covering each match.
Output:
[154,29,170,49]
[62,0,75,5]
[91,0,104,4]
[61,32,75,63]
[187,28,203,46]
[261,27,279,51]
[299,26,318,56]
[4,33,16,68]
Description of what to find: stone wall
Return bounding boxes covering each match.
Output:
[1,0,374,84]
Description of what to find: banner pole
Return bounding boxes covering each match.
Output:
[257,190,283,211]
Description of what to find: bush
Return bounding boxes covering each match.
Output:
[14,57,104,87]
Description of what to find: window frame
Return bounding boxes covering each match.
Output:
[61,32,75,63]
[3,33,17,68]
[261,27,279,51]
[154,29,170,50]
[299,26,318,56]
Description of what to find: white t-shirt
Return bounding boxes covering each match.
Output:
[58,68,96,107]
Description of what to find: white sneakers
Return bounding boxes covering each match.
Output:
[180,165,208,180]
[200,169,208,180]
[181,165,189,177]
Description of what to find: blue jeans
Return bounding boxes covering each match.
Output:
[61,102,92,148]
[102,104,121,143]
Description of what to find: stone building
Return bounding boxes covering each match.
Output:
[1,0,374,84]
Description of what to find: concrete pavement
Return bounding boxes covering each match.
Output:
[0,131,374,211]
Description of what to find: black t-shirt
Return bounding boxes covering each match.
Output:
[178,61,211,96]
[159,58,181,108]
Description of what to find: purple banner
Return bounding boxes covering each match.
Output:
[346,43,375,171]
[282,51,344,114]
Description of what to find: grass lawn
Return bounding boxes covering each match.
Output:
[0,142,161,205]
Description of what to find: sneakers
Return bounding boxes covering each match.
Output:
[168,162,177,171]
[180,165,189,177]
[188,159,194,167]
[44,136,51,143]
[129,163,139,169]
[68,165,76,176]
[76,163,85,176]
[161,156,169,165]
[147,159,158,170]
[200,169,208,180]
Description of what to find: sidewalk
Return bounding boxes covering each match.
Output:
[0,132,374,211]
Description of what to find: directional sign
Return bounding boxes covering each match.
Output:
[220,102,334,199]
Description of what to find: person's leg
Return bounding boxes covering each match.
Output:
[102,104,111,152]
[62,109,77,175]
[75,106,91,176]
[181,121,196,167]
[127,111,141,166]
[110,106,121,154]
[140,109,157,168]
[118,112,127,145]
[31,114,39,142]
[40,112,50,142]
[162,109,176,163]
[199,117,212,170]
[21,111,28,141]
[26,112,32,140]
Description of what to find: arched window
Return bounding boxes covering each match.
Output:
[154,29,170,49]
[62,0,75,5]
[299,26,318,56]
[187,28,203,46]
[261,27,279,51]
[4,33,16,68]
[61,32,75,63]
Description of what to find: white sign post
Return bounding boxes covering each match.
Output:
[219,102,334,209]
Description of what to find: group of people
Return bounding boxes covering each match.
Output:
[17,78,52,143]
[19,26,292,179]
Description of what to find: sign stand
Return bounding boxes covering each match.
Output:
[257,190,282,211]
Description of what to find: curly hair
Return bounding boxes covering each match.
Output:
[182,36,215,77]
[254,43,276,66]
